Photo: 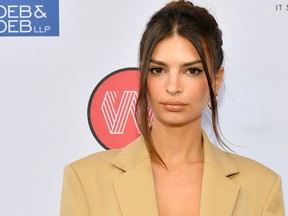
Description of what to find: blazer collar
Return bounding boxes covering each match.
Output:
[111,131,240,216]
[111,136,159,216]
[200,131,240,216]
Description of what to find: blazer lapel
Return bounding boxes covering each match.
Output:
[200,132,240,216]
[110,132,240,216]
[111,136,159,216]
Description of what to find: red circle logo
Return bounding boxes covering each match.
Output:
[88,68,141,149]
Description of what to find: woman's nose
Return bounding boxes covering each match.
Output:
[166,73,182,95]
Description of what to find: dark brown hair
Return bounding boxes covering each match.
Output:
[136,0,227,166]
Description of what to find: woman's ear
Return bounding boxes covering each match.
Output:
[214,67,224,95]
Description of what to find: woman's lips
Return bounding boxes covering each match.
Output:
[162,101,187,112]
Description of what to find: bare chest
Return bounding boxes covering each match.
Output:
[152,163,203,216]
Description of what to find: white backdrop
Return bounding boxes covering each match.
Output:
[0,0,287,215]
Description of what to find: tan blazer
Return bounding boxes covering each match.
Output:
[60,131,285,216]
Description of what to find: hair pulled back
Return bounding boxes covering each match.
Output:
[136,0,226,166]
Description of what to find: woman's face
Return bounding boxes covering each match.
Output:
[147,35,213,127]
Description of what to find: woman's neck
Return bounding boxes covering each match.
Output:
[150,120,203,167]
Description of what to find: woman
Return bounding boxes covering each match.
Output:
[60,1,285,215]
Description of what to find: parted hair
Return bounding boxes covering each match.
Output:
[136,0,226,166]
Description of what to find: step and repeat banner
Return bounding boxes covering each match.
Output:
[0,0,287,215]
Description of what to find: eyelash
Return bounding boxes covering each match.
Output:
[149,67,204,76]
[185,68,204,76]
[149,67,164,75]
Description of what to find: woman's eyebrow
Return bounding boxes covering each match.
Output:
[150,59,202,67]
[150,59,168,67]
[181,60,202,67]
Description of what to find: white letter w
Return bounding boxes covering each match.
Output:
[101,91,140,134]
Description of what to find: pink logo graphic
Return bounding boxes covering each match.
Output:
[101,91,140,134]
[88,68,142,149]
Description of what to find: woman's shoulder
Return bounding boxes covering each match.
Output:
[62,149,124,185]
[222,151,284,214]
[63,137,149,186]
[68,148,121,171]
[65,136,147,176]
[203,131,279,181]
[224,151,280,182]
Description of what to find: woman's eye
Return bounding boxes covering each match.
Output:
[149,68,164,74]
[185,68,204,76]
